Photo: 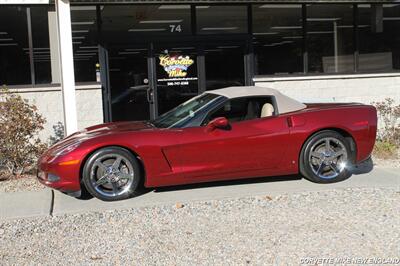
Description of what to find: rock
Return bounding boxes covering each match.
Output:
[175,202,184,209]
[90,255,103,260]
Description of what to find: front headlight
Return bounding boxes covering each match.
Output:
[51,141,81,157]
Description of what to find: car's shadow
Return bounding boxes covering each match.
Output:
[152,174,301,193]
[78,158,374,200]
[348,157,374,175]
[150,158,374,194]
[79,175,303,200]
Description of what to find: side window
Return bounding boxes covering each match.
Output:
[204,96,274,125]
[209,98,248,123]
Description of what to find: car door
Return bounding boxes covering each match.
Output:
[177,113,291,182]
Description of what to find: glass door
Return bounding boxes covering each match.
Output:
[104,40,249,121]
[204,42,246,91]
[154,44,199,116]
[100,3,194,122]
[108,45,153,121]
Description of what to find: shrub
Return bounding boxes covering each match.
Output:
[373,98,400,145]
[373,140,398,159]
[0,87,47,178]
[372,98,400,159]
[49,121,65,145]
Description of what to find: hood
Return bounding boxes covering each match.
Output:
[49,121,155,154]
[84,121,154,134]
[72,121,156,140]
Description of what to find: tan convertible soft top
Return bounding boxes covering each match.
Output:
[206,86,306,114]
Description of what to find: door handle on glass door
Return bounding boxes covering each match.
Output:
[147,88,154,104]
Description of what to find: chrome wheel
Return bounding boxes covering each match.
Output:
[89,153,135,197]
[308,137,348,179]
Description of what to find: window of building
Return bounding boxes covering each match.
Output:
[101,5,192,42]
[253,4,303,75]
[0,6,31,85]
[196,5,248,34]
[204,43,245,90]
[358,4,400,72]
[31,6,51,84]
[307,4,355,74]
[70,6,99,82]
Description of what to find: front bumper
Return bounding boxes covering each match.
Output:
[37,154,82,193]
[36,171,80,192]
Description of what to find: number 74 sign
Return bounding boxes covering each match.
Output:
[169,24,182,33]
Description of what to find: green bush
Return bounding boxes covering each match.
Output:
[373,140,398,159]
[0,87,47,178]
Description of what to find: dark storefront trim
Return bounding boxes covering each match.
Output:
[68,1,398,3]
[1,2,399,124]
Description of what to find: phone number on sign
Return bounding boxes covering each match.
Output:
[167,81,189,86]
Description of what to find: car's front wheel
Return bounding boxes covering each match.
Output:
[300,130,352,183]
[82,147,141,201]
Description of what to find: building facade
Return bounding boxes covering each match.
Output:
[1,1,399,139]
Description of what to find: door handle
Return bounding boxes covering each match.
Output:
[146,87,154,104]
[287,116,306,127]
[287,117,293,128]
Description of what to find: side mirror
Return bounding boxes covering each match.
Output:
[206,117,229,132]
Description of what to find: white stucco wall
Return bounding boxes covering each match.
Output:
[254,73,400,105]
[6,73,399,142]
[8,83,103,142]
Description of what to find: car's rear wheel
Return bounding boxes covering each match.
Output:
[300,130,352,183]
[82,147,141,201]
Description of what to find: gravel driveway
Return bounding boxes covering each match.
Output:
[0,176,45,193]
[1,187,399,265]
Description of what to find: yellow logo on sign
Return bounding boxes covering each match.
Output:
[159,54,194,78]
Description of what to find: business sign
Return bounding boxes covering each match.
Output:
[157,52,198,86]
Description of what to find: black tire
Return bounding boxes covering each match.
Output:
[82,146,141,201]
[300,130,352,183]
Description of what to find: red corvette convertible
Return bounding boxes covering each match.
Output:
[37,86,377,201]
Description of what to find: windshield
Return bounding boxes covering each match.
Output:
[152,93,222,128]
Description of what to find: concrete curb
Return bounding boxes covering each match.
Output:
[0,167,399,221]
[0,189,53,221]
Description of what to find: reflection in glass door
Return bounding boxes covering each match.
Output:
[108,46,151,121]
[155,45,199,115]
[204,43,245,91]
